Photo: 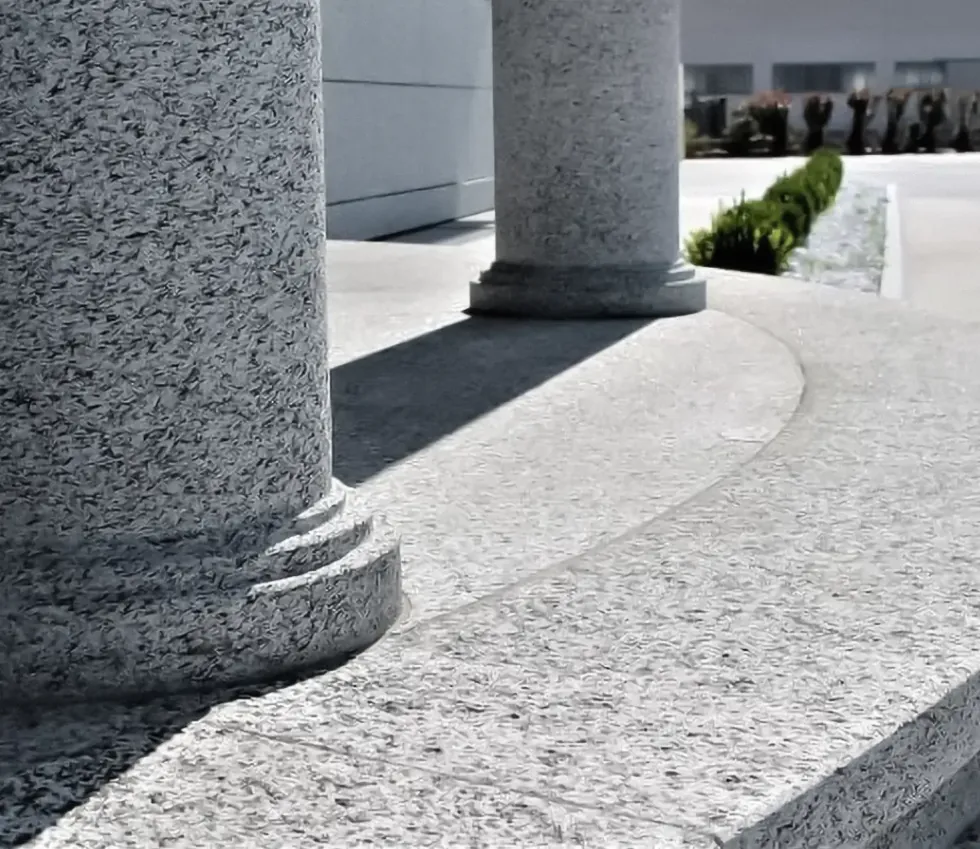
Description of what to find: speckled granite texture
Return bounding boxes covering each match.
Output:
[4,715,716,849]
[785,175,888,294]
[322,242,801,625]
[7,250,980,848]
[211,270,980,849]
[0,1,400,703]
[471,0,705,317]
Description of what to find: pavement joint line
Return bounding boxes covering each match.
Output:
[375,305,808,642]
[221,723,726,846]
[880,183,904,301]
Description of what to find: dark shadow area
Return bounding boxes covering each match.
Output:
[372,216,495,246]
[330,315,651,486]
[378,218,496,248]
[0,696,213,847]
[728,671,980,848]
[0,651,365,848]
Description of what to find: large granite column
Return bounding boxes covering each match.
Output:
[0,1,400,704]
[470,0,706,318]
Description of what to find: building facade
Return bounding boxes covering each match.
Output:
[328,0,980,239]
[680,0,980,131]
[323,0,493,239]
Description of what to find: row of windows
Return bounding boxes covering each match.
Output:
[684,62,948,97]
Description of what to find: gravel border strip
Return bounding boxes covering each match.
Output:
[783,174,888,294]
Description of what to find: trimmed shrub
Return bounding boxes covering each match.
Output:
[723,108,761,158]
[764,173,820,237]
[684,149,844,276]
[746,90,792,156]
[846,89,879,155]
[882,88,912,154]
[953,92,979,152]
[684,196,796,275]
[920,89,948,153]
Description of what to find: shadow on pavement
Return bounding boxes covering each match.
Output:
[330,315,653,486]
[1,316,655,845]
[0,660,355,847]
[0,696,209,847]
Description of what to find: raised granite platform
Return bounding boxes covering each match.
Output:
[4,244,980,849]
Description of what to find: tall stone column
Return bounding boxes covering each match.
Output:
[470,0,706,318]
[0,0,400,704]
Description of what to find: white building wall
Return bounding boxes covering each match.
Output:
[681,0,980,132]
[324,0,980,238]
[322,0,494,239]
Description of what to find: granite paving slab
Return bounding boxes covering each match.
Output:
[785,175,888,294]
[326,241,802,623]
[6,260,980,848]
[19,724,717,849]
[210,271,980,847]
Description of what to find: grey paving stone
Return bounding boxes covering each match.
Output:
[205,269,980,847]
[326,241,802,624]
[785,176,888,294]
[20,724,717,849]
[7,253,980,848]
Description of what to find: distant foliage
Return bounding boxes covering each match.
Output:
[846,88,880,155]
[802,94,834,153]
[684,149,844,276]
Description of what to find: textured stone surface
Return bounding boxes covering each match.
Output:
[0,1,400,703]
[323,241,801,624]
[8,721,716,849]
[212,268,980,848]
[472,0,705,316]
[785,175,887,294]
[8,244,980,845]
[471,258,706,318]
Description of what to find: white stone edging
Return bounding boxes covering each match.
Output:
[880,183,904,300]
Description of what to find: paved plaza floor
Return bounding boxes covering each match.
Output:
[5,159,980,849]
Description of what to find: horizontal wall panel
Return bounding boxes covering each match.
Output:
[324,81,493,204]
[322,0,492,88]
[321,0,493,238]
[682,0,980,66]
[327,178,494,240]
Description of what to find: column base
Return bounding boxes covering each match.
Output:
[0,482,401,706]
[468,259,707,319]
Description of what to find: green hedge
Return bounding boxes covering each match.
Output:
[684,149,844,275]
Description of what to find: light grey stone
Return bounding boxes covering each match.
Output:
[470,0,705,317]
[471,259,706,318]
[8,237,980,845]
[209,267,980,848]
[321,241,802,624]
[0,0,400,704]
[785,176,888,295]
[11,721,717,849]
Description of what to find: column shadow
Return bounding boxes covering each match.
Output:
[0,696,210,847]
[0,663,348,848]
[330,315,652,486]
[0,315,653,846]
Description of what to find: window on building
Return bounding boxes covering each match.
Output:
[894,61,947,87]
[684,64,753,97]
[772,62,876,93]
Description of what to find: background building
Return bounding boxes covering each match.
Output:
[325,0,980,239]
[323,0,493,240]
[680,0,980,132]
